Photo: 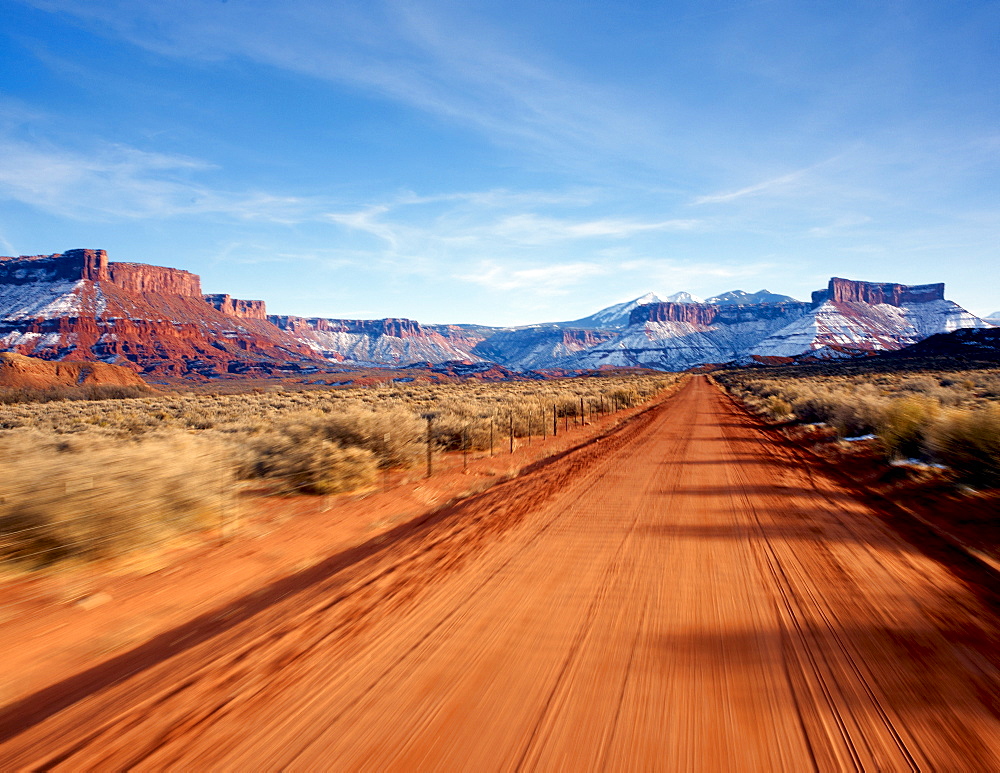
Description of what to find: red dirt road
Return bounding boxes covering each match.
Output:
[3,376,1000,770]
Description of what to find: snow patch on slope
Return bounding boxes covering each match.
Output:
[294,329,482,365]
[567,311,807,370]
[749,299,989,357]
[0,280,88,320]
[563,292,670,329]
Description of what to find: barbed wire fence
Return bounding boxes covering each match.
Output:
[0,388,659,608]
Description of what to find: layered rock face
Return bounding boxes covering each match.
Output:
[271,316,422,338]
[568,302,811,370]
[205,294,268,320]
[812,277,945,306]
[109,263,201,297]
[749,278,987,359]
[0,249,109,284]
[629,301,810,327]
[0,250,321,378]
[270,315,485,364]
[472,326,617,371]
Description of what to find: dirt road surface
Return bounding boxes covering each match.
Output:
[2,376,999,771]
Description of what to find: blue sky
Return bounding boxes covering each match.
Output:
[1,0,997,325]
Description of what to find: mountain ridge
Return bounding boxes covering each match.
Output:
[0,249,990,377]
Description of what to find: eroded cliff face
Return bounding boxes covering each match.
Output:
[811,278,946,307]
[0,249,109,284]
[472,326,618,370]
[628,302,809,327]
[205,294,268,320]
[269,316,424,338]
[0,250,323,378]
[109,263,202,297]
[269,315,485,364]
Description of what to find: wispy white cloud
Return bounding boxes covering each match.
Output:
[617,259,776,293]
[0,135,309,222]
[325,197,700,249]
[484,214,701,244]
[692,169,807,205]
[807,214,873,237]
[690,153,857,207]
[456,260,607,294]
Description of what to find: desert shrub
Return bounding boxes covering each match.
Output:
[428,410,475,451]
[877,397,938,460]
[554,396,581,418]
[926,406,1000,486]
[0,433,231,567]
[0,384,152,405]
[608,387,642,408]
[830,393,887,438]
[898,376,937,394]
[764,395,793,421]
[309,407,424,468]
[789,389,840,425]
[238,432,377,494]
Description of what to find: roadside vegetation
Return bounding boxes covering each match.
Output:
[0,384,152,404]
[714,365,1000,487]
[0,374,679,570]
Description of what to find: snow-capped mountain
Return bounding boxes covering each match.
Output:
[663,291,703,304]
[563,302,811,370]
[559,292,666,329]
[704,289,800,305]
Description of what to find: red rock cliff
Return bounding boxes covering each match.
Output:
[269,316,423,338]
[108,262,202,296]
[561,329,614,347]
[630,303,719,326]
[811,278,945,307]
[0,249,109,284]
[204,294,268,320]
[630,302,810,327]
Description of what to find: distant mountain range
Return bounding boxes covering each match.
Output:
[0,248,993,379]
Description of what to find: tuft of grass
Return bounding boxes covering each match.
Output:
[240,432,377,495]
[0,433,231,568]
[927,405,1000,487]
[877,396,937,460]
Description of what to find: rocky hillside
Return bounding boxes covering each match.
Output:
[0,352,149,389]
[269,315,485,364]
[879,327,1000,363]
[745,277,985,359]
[0,249,322,378]
[562,300,812,370]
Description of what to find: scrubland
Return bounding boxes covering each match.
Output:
[715,365,1000,487]
[0,374,677,570]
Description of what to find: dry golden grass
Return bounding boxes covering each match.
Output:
[0,373,680,569]
[715,365,1000,486]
